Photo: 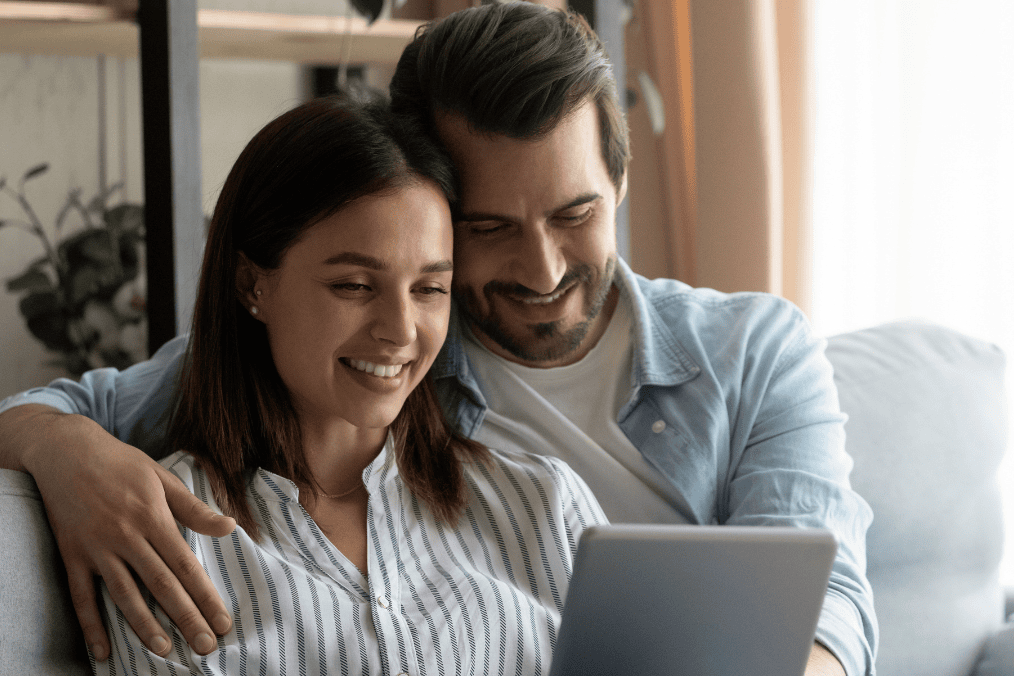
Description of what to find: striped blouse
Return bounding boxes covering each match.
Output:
[92,438,607,676]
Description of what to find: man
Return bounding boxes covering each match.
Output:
[0,3,875,674]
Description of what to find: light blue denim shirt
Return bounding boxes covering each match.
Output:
[431,258,877,675]
[1,258,877,675]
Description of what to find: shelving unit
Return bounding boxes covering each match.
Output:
[0,2,422,64]
[1,1,425,351]
[2,0,628,353]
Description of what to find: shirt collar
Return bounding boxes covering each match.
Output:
[613,257,701,389]
[251,434,398,504]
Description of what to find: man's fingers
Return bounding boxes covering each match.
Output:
[99,558,172,657]
[67,565,110,662]
[166,545,234,636]
[128,540,223,655]
[160,466,236,538]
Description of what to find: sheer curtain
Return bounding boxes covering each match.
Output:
[810,0,1014,583]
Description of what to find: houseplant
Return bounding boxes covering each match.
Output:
[1,163,146,377]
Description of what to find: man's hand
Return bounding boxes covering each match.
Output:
[0,405,236,661]
[804,641,847,676]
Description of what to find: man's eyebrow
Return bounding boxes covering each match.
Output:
[322,252,452,274]
[456,192,602,223]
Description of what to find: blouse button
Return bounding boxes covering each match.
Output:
[377,595,390,609]
[652,420,666,434]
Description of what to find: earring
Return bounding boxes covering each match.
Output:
[255,289,263,297]
[250,306,259,316]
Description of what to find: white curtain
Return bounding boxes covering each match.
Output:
[810,0,1014,583]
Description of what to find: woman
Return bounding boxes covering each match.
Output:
[91,93,606,675]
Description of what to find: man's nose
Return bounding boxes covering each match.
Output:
[511,226,567,295]
[371,293,416,346]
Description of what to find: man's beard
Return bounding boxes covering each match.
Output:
[457,256,617,364]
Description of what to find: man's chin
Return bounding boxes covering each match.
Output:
[471,317,592,366]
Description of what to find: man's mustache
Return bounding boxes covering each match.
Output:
[481,266,594,299]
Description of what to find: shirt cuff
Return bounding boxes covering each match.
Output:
[815,588,876,676]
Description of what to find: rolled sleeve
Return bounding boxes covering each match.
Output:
[728,311,877,675]
[0,335,189,457]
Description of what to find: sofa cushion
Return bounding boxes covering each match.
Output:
[0,468,89,674]
[826,321,1008,676]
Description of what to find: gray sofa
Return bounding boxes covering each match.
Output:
[1,320,1011,675]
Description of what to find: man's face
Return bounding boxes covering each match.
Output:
[436,100,626,368]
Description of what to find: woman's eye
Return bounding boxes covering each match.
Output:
[331,282,369,293]
[417,286,449,297]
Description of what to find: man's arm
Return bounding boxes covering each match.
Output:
[807,641,847,676]
[724,300,877,675]
[0,340,235,660]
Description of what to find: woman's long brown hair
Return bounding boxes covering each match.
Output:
[164,93,486,539]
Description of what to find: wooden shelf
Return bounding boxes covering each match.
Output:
[0,2,423,64]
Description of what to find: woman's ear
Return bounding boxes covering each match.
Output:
[236,252,266,321]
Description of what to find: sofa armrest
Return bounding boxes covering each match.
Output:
[0,468,90,674]
[973,624,1014,676]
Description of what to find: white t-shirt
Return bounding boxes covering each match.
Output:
[462,293,689,524]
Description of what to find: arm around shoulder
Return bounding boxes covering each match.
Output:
[0,333,190,456]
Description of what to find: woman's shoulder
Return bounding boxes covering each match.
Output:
[463,446,609,530]
[159,451,219,511]
[477,445,574,480]
[469,446,594,503]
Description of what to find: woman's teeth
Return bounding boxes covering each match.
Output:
[523,289,565,305]
[347,359,404,378]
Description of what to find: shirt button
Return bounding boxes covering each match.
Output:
[652,420,666,434]
[377,595,390,609]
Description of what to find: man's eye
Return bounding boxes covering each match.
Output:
[556,209,592,225]
[466,222,508,235]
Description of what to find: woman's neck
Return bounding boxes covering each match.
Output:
[299,419,388,495]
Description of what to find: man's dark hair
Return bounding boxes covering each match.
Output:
[390,1,630,191]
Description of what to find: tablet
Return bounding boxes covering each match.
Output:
[549,524,837,676]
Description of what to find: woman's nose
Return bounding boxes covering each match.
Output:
[370,293,416,346]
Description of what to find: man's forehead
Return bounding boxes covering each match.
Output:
[434,102,598,152]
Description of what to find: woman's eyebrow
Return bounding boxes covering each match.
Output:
[322,252,385,269]
[423,260,454,274]
[322,252,452,274]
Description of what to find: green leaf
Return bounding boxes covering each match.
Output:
[67,266,102,305]
[22,163,49,182]
[78,232,117,264]
[105,204,144,233]
[19,290,61,320]
[6,268,53,293]
[27,312,76,353]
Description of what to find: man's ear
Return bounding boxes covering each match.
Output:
[616,170,628,207]
[235,252,266,319]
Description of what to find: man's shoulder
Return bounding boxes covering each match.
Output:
[627,271,807,339]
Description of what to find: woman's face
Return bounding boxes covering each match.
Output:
[252,179,453,436]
